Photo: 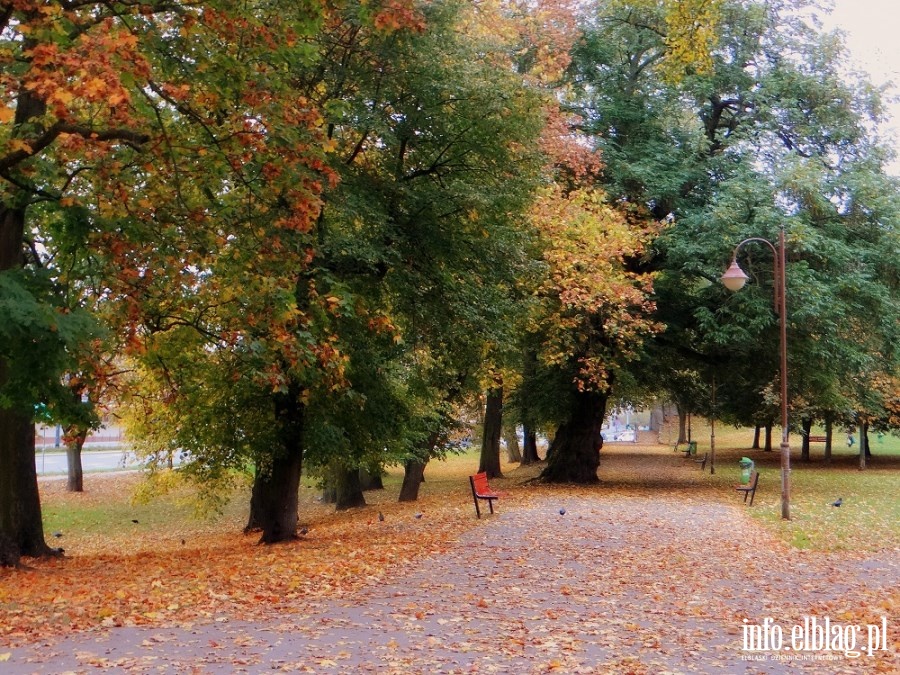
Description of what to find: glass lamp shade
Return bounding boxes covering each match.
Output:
[721,259,749,291]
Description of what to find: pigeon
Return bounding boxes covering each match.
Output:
[378,511,385,522]
[299,527,309,536]
[559,508,566,516]
[131,519,139,524]
[52,531,63,538]
[831,498,842,507]
[414,512,423,519]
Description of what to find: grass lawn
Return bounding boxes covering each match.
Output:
[659,421,900,553]
[38,425,900,557]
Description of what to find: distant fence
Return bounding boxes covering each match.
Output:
[34,425,124,448]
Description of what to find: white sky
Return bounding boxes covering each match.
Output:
[821,0,900,173]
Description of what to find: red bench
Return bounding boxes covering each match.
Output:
[735,471,760,506]
[469,472,504,518]
[807,435,826,443]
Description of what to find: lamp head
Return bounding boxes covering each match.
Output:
[721,259,749,291]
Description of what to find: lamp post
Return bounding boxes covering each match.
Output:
[721,224,791,520]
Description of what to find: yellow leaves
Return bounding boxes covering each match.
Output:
[7,139,33,154]
[47,88,74,106]
[661,0,722,82]
[83,77,107,99]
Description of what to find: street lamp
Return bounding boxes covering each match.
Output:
[721,224,791,520]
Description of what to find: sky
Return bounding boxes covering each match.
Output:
[821,0,900,172]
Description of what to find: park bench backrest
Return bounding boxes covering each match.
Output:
[471,471,493,497]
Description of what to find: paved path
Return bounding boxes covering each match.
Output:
[5,493,897,674]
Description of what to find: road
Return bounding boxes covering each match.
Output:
[34,447,142,475]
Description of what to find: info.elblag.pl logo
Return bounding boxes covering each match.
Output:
[742,616,890,659]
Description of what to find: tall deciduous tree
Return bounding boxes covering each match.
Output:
[569,0,900,448]
[1,0,336,559]
[530,186,662,482]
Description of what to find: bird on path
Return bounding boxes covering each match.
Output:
[831,498,843,507]
[378,511,385,522]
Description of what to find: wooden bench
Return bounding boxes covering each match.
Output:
[469,472,504,518]
[735,471,760,506]
[692,452,708,471]
[807,435,826,443]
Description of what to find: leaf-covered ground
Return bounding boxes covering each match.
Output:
[1,444,898,673]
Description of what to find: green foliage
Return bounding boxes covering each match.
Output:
[0,269,98,415]
[570,0,900,431]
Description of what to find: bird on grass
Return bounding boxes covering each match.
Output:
[831,498,843,507]
[52,531,63,538]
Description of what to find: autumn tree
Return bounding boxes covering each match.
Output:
[528,187,662,482]
[0,0,154,564]
[304,0,545,496]
[0,0,340,560]
[567,0,900,455]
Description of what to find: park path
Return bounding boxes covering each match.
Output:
[5,454,899,674]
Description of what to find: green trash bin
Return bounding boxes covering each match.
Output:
[688,441,698,456]
[739,457,755,484]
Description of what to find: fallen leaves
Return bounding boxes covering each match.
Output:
[0,469,486,647]
[1,445,898,674]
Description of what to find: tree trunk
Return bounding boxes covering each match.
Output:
[800,418,812,462]
[752,425,761,449]
[540,389,606,484]
[398,432,437,502]
[503,424,522,463]
[247,388,304,543]
[677,406,688,444]
[1,199,56,565]
[859,420,869,470]
[764,424,773,451]
[359,466,384,491]
[399,460,427,502]
[0,404,55,565]
[65,428,87,492]
[649,405,664,432]
[335,466,366,511]
[320,486,337,504]
[478,386,503,478]
[824,418,833,463]
[521,425,540,465]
